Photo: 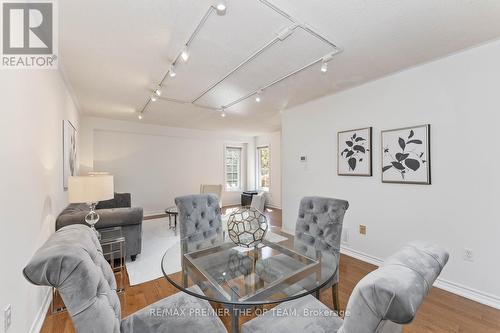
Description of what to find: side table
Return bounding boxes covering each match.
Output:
[165,206,178,231]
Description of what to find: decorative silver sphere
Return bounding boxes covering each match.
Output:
[227,208,268,247]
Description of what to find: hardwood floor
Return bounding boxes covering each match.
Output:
[41,207,500,333]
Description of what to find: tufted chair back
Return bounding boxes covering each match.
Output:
[339,241,449,333]
[294,196,349,284]
[23,224,121,333]
[175,194,224,256]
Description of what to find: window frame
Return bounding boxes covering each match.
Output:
[224,145,243,192]
[256,144,271,192]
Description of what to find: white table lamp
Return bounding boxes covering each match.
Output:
[68,175,114,236]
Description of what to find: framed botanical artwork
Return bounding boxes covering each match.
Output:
[63,120,77,189]
[338,127,372,176]
[381,124,431,184]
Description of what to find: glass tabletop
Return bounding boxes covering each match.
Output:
[161,236,337,306]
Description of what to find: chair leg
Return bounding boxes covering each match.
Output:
[332,283,340,311]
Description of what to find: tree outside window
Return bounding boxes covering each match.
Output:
[257,146,270,191]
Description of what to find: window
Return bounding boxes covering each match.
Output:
[257,146,270,191]
[225,146,242,191]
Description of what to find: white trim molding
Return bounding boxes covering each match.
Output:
[340,245,500,310]
[30,287,52,333]
[433,279,500,310]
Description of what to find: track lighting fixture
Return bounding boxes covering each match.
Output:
[320,52,335,74]
[215,0,227,15]
[255,90,262,102]
[138,2,340,119]
[320,61,328,73]
[219,107,227,117]
[153,86,162,97]
[181,46,190,62]
[169,65,177,77]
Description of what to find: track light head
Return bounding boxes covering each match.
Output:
[138,113,143,120]
[154,87,162,97]
[255,90,262,102]
[169,65,176,77]
[215,0,227,15]
[219,107,227,117]
[181,46,190,62]
[320,61,328,73]
[151,94,158,102]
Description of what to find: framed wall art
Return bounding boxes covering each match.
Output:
[381,124,431,184]
[338,127,372,176]
[63,120,77,189]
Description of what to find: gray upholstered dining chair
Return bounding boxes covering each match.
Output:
[242,241,449,333]
[294,196,349,310]
[175,194,224,256]
[175,194,225,286]
[252,197,348,309]
[23,224,227,333]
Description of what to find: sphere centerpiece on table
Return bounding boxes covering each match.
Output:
[227,207,268,248]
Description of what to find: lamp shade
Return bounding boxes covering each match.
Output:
[68,175,114,203]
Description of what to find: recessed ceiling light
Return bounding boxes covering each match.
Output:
[181,46,190,62]
[215,0,227,15]
[320,61,328,73]
[169,65,176,77]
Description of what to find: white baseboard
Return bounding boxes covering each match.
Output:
[340,245,383,266]
[30,287,52,333]
[433,278,500,310]
[143,210,165,217]
[223,201,241,207]
[340,245,500,310]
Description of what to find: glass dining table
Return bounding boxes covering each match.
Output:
[161,233,337,333]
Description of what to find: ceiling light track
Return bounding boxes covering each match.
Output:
[139,93,218,117]
[191,24,336,106]
[139,0,341,119]
[219,54,332,110]
[158,6,215,86]
[191,36,283,104]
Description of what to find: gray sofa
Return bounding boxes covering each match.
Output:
[56,193,143,260]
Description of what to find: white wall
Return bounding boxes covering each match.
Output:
[282,40,500,307]
[80,117,255,214]
[0,70,79,333]
[256,132,282,208]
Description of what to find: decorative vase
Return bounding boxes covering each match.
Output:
[227,207,268,248]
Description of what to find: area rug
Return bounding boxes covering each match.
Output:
[125,217,289,286]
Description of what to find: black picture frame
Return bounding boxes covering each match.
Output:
[381,124,431,185]
[337,127,373,176]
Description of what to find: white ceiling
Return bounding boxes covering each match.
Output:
[60,0,500,135]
